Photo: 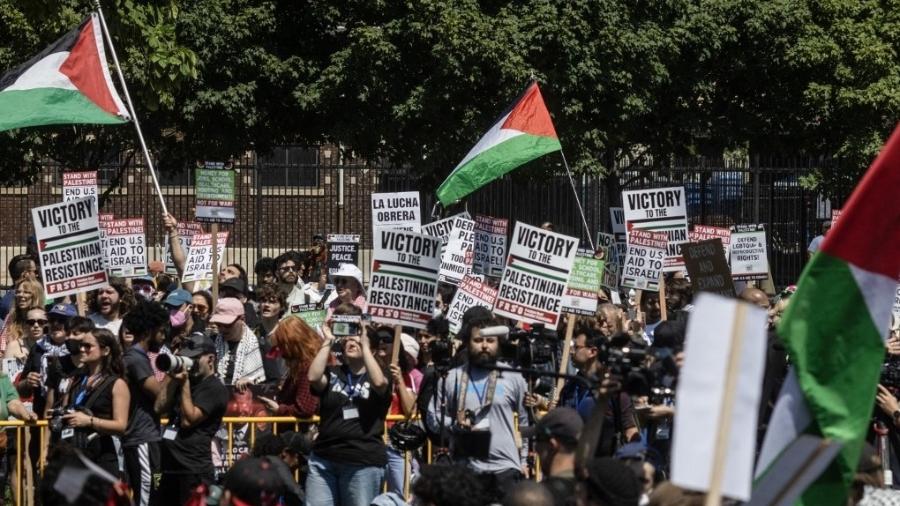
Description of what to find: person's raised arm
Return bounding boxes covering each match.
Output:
[164,213,193,290]
[308,325,335,392]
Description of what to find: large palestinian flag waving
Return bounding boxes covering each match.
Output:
[436,83,561,206]
[0,13,130,132]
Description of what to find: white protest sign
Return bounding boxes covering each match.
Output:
[62,171,98,203]
[368,229,441,329]
[494,222,578,330]
[473,214,508,278]
[32,197,107,297]
[165,222,204,275]
[730,224,768,281]
[689,225,732,260]
[892,283,900,322]
[421,212,470,244]
[104,218,147,277]
[371,191,421,233]
[672,293,767,502]
[622,187,688,271]
[182,231,229,283]
[447,275,499,334]
[327,234,360,275]
[609,207,627,265]
[621,229,667,292]
[98,213,114,271]
[439,216,476,286]
[561,249,604,316]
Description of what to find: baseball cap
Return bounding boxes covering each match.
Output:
[222,457,286,506]
[210,297,245,325]
[221,277,248,295]
[48,303,77,319]
[521,407,583,443]
[163,288,192,307]
[280,431,311,456]
[178,332,217,358]
[132,275,155,285]
[332,263,364,291]
[400,333,419,360]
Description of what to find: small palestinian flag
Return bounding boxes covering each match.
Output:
[0,13,130,132]
[436,83,561,206]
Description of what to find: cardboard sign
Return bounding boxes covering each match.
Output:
[597,232,621,290]
[31,197,107,297]
[689,225,732,260]
[621,229,667,292]
[622,187,688,270]
[609,207,626,243]
[439,216,476,285]
[421,212,470,244]
[473,214,508,278]
[98,213,114,272]
[446,275,499,334]
[368,229,441,329]
[62,171,98,203]
[561,249,604,316]
[104,218,147,277]
[682,239,735,297]
[830,209,842,227]
[289,303,328,331]
[892,283,900,322]
[195,162,236,223]
[165,222,204,275]
[182,231,229,283]
[327,234,360,275]
[730,225,768,281]
[371,191,421,233]
[494,222,579,330]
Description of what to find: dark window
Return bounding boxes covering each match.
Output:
[157,166,193,186]
[258,146,319,187]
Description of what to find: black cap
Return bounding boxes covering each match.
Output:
[281,431,311,456]
[178,332,216,358]
[521,407,583,443]
[221,277,248,295]
[223,457,287,506]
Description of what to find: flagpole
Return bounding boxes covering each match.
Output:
[93,3,169,217]
[559,150,596,251]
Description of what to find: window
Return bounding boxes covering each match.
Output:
[258,146,319,187]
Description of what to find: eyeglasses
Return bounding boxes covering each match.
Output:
[27,319,48,326]
[279,265,298,273]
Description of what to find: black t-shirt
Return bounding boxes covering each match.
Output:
[123,346,161,446]
[311,365,392,466]
[161,373,229,474]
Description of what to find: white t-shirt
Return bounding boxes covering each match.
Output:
[808,234,825,254]
[88,313,122,335]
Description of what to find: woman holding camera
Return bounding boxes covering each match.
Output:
[306,303,391,506]
[61,328,130,476]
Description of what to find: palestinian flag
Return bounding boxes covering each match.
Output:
[436,83,561,206]
[0,13,130,132]
[756,125,900,505]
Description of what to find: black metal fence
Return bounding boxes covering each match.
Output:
[0,150,850,288]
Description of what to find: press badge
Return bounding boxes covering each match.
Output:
[342,407,359,420]
[162,425,178,440]
[61,428,74,440]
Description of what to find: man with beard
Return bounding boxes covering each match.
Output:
[427,313,529,497]
[121,300,169,506]
[274,251,306,307]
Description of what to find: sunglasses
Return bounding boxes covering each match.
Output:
[27,319,48,326]
[79,342,96,351]
[334,278,352,286]
[279,265,299,273]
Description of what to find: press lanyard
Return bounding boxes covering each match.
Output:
[345,371,364,399]
[73,376,89,406]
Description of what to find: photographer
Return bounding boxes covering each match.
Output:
[426,313,529,496]
[306,303,391,506]
[121,300,169,506]
[154,332,229,503]
[58,329,130,476]
[869,333,900,489]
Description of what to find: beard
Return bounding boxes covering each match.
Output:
[470,350,497,367]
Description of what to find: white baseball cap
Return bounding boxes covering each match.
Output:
[333,263,365,292]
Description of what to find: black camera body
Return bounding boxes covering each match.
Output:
[430,338,454,372]
[48,408,74,433]
[881,357,900,396]
[600,334,679,397]
[501,324,556,369]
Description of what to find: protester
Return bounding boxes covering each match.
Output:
[411,464,491,506]
[0,254,38,320]
[210,297,265,388]
[639,292,662,345]
[219,456,292,506]
[739,286,770,311]
[664,278,692,315]
[164,288,195,348]
[575,457,641,506]
[220,277,259,329]
[219,263,248,286]
[18,306,46,358]
[327,263,367,317]
[807,220,831,260]
[275,251,306,305]
[504,481,555,506]
[88,278,134,335]
[596,303,624,338]
[253,283,288,383]
[60,329,130,476]
[258,316,319,420]
[254,257,277,287]
[132,275,157,302]
[379,331,423,495]
[522,407,583,506]
[1,279,44,364]
[121,300,168,506]
[0,365,38,503]
[303,270,334,305]
[306,303,391,506]
[154,332,230,504]
[192,290,213,332]
[427,308,529,495]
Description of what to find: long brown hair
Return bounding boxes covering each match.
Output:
[90,328,125,378]
[5,279,45,344]
[270,317,319,369]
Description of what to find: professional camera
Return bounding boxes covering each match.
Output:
[430,338,454,371]
[881,356,900,396]
[501,324,556,369]
[601,333,679,397]
[48,408,72,433]
[155,353,194,374]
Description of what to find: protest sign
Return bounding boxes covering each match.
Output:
[62,171,98,203]
[494,222,579,330]
[32,197,107,297]
[597,232,621,290]
[831,208,842,227]
[98,213,114,271]
[439,216,476,285]
[561,249,604,316]
[473,214,508,278]
[672,294,767,502]
[689,225,732,260]
[621,229,667,292]
[609,207,626,243]
[195,162,236,223]
[289,303,328,331]
[730,224,768,281]
[104,218,147,277]
[165,221,204,275]
[421,212,470,244]
[682,239,735,297]
[371,191,421,233]
[893,283,900,321]
[182,231,229,283]
[446,275,499,334]
[327,234,360,275]
[368,229,441,329]
[622,187,688,270]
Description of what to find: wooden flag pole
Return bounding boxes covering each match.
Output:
[704,302,749,506]
[658,274,668,321]
[211,224,219,306]
[549,313,576,409]
[391,325,403,366]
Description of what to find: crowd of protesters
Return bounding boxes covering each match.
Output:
[0,215,897,506]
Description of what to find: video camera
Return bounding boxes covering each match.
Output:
[601,333,679,397]
[881,356,900,396]
[500,323,556,369]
